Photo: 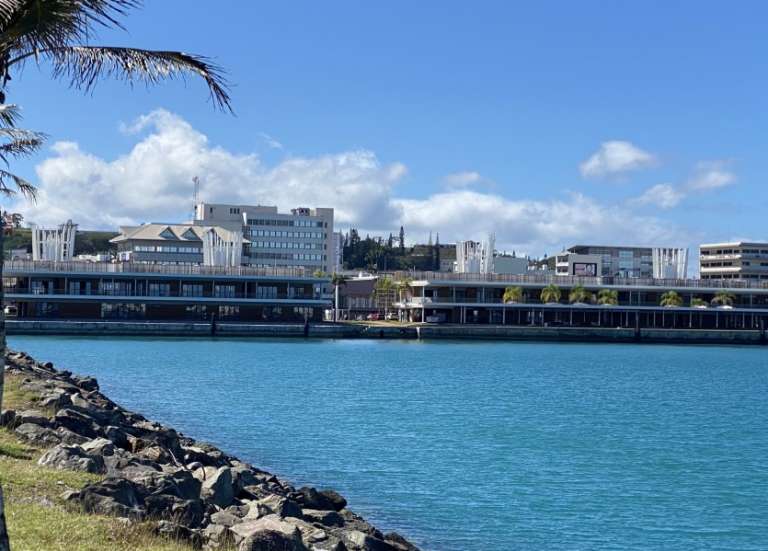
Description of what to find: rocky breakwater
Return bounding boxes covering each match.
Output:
[1,351,419,551]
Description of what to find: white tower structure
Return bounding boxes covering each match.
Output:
[31,220,77,261]
[652,247,689,279]
[455,234,495,274]
[202,228,243,267]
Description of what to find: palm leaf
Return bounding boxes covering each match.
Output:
[11,45,232,111]
[0,167,35,199]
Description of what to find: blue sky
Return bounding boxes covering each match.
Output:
[11,1,768,257]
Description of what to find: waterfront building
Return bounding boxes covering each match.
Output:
[193,203,334,274]
[699,242,768,280]
[31,220,77,261]
[3,260,329,322]
[394,271,768,329]
[110,224,244,266]
[555,245,688,279]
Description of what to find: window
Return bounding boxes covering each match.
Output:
[148,283,171,297]
[182,284,203,297]
[214,285,236,298]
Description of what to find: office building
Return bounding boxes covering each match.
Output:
[700,242,768,280]
[555,245,688,279]
[194,203,334,274]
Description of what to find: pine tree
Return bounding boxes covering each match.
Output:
[434,233,441,271]
[399,226,405,254]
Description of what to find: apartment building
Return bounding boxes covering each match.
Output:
[194,203,334,274]
[700,242,768,280]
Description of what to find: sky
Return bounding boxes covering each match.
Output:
[10,1,768,258]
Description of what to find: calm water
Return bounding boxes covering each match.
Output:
[9,336,768,550]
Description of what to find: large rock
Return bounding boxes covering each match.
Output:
[37,444,106,474]
[54,408,99,438]
[295,487,346,511]
[78,478,146,519]
[198,466,234,508]
[14,409,49,428]
[302,509,344,527]
[203,523,236,549]
[231,515,307,550]
[245,495,302,520]
[342,531,400,551]
[0,409,15,427]
[14,423,62,447]
[155,520,202,548]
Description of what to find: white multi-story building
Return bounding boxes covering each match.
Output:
[556,245,688,279]
[700,242,768,280]
[194,203,334,274]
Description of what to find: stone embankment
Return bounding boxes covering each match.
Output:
[1,351,419,551]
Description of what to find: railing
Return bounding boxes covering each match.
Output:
[398,298,768,311]
[391,271,768,290]
[4,260,328,280]
[5,288,327,301]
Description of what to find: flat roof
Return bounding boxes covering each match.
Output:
[700,242,768,248]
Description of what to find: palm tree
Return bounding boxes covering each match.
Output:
[540,284,561,304]
[711,291,736,308]
[691,297,708,309]
[330,273,348,322]
[502,286,523,304]
[394,277,412,302]
[0,3,231,547]
[0,106,43,551]
[660,290,683,308]
[373,276,394,317]
[568,285,593,304]
[596,289,618,306]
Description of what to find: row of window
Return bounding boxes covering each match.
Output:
[702,249,768,255]
[250,241,325,250]
[248,229,325,239]
[134,246,201,254]
[247,218,325,228]
[251,252,324,261]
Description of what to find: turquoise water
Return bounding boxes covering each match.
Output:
[8,337,768,550]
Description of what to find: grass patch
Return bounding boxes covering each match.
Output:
[1,380,202,551]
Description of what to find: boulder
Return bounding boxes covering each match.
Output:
[81,437,116,457]
[342,531,399,551]
[232,464,260,494]
[99,425,130,449]
[302,509,344,527]
[383,533,419,551]
[318,490,347,512]
[210,510,240,527]
[231,515,307,550]
[73,375,99,392]
[37,444,106,474]
[202,523,236,549]
[14,423,62,447]
[79,478,146,519]
[54,408,99,438]
[199,466,234,508]
[245,495,301,520]
[155,520,202,548]
[172,498,206,528]
[0,409,16,427]
[14,409,49,427]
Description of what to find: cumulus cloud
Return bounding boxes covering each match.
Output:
[442,171,482,189]
[580,140,656,179]
[632,183,685,209]
[687,160,735,190]
[19,109,688,256]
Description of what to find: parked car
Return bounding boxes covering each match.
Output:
[385,312,398,321]
[366,312,380,321]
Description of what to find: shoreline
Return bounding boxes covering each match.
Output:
[7,319,768,345]
[1,350,420,551]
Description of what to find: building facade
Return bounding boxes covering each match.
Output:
[3,261,330,322]
[556,245,688,279]
[110,224,243,266]
[700,242,768,280]
[194,203,334,274]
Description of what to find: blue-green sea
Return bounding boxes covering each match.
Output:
[9,336,768,550]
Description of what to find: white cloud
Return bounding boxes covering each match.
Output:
[632,183,685,209]
[443,171,482,189]
[580,140,656,179]
[19,109,688,256]
[258,132,284,150]
[686,160,735,190]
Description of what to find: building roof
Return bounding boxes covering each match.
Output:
[110,224,248,244]
[700,242,768,248]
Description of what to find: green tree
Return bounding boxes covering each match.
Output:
[540,284,561,304]
[691,297,708,308]
[711,291,736,307]
[373,276,394,316]
[568,285,593,304]
[395,277,412,303]
[660,290,683,308]
[399,225,405,254]
[502,286,524,304]
[0,2,231,547]
[596,289,618,306]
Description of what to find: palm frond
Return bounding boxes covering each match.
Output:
[0,168,36,200]
[15,45,231,111]
[0,129,45,165]
[0,103,20,126]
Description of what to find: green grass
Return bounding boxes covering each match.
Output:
[1,375,201,551]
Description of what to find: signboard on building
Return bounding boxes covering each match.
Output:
[573,262,598,276]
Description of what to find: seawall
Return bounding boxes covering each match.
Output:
[7,320,767,345]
